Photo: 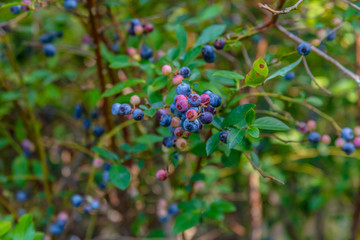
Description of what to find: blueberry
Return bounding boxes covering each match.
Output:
[202,45,216,63]
[204,52,216,63]
[170,103,176,113]
[209,94,221,107]
[163,136,175,148]
[213,38,225,50]
[119,103,132,115]
[93,126,104,137]
[73,104,83,120]
[91,111,98,119]
[56,31,63,38]
[71,194,83,207]
[168,203,179,215]
[111,103,121,115]
[128,19,141,35]
[203,105,216,114]
[84,205,91,214]
[326,30,336,41]
[83,118,91,129]
[112,43,120,53]
[10,5,22,14]
[43,43,57,57]
[90,200,100,210]
[143,23,154,34]
[219,130,229,143]
[176,83,191,96]
[200,112,213,124]
[285,71,295,81]
[40,33,55,44]
[341,127,354,141]
[63,0,77,10]
[307,132,321,144]
[169,125,175,135]
[202,90,213,96]
[140,44,153,60]
[16,191,27,202]
[158,214,170,223]
[160,114,172,127]
[103,163,111,171]
[343,142,355,155]
[183,119,200,132]
[188,93,201,107]
[55,219,67,228]
[179,67,191,78]
[102,171,109,182]
[297,42,311,56]
[49,224,63,235]
[132,109,144,120]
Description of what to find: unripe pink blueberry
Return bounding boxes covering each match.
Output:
[157,208,167,217]
[175,99,188,112]
[156,169,168,181]
[194,181,205,192]
[93,157,103,168]
[185,131,192,137]
[354,137,360,148]
[174,127,184,137]
[143,23,154,34]
[186,109,198,121]
[134,25,144,35]
[200,94,210,104]
[171,117,181,128]
[161,65,172,76]
[296,122,308,134]
[58,212,68,221]
[335,138,346,148]
[307,120,316,132]
[175,94,187,103]
[354,126,360,136]
[176,138,187,149]
[172,75,183,85]
[130,95,141,105]
[126,47,137,56]
[157,198,167,208]
[321,134,331,145]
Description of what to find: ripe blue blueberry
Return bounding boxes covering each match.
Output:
[43,43,57,57]
[132,109,144,120]
[203,105,216,114]
[297,42,311,56]
[163,136,175,148]
[219,130,229,143]
[40,33,55,44]
[169,125,175,135]
[63,0,77,10]
[213,38,225,50]
[343,142,355,155]
[103,163,111,171]
[188,93,201,107]
[179,67,191,78]
[128,19,141,35]
[202,45,216,63]
[93,126,104,137]
[90,200,100,210]
[168,203,179,215]
[83,118,91,129]
[341,127,354,141]
[285,71,295,81]
[102,171,110,182]
[140,44,153,60]
[84,205,91,214]
[160,114,172,127]
[158,214,170,223]
[200,112,214,124]
[49,224,63,235]
[183,119,200,132]
[91,111,98,119]
[176,83,191,96]
[16,191,27,202]
[112,43,120,53]
[119,103,132,115]
[209,94,221,107]
[55,219,66,228]
[10,5,22,14]
[73,104,82,119]
[202,89,213,95]
[326,30,336,41]
[71,194,83,207]
[307,132,321,144]
[111,103,121,115]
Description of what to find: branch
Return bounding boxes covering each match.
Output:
[276,24,360,86]
[343,0,360,11]
[302,56,332,95]
[258,0,304,15]
[243,152,285,185]
[319,23,344,44]
[260,133,308,144]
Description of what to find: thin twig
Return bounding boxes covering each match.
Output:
[260,133,308,144]
[276,24,360,86]
[241,44,252,68]
[343,0,360,11]
[302,56,332,95]
[243,152,285,185]
[258,0,304,15]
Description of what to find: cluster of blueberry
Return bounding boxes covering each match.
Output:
[63,0,78,10]
[21,139,35,158]
[111,95,144,121]
[73,104,104,137]
[201,38,225,63]
[39,32,62,57]
[128,19,155,60]
[297,120,360,155]
[49,212,68,235]
[71,194,100,213]
[9,0,31,15]
[157,199,179,223]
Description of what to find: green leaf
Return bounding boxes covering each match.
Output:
[248,126,260,138]
[109,165,131,190]
[134,134,163,144]
[212,70,244,80]
[11,214,35,240]
[120,143,147,153]
[266,57,302,82]
[165,88,177,105]
[0,92,21,101]
[253,117,290,131]
[101,79,145,98]
[172,211,201,235]
[245,109,255,126]
[227,128,245,149]
[251,152,260,167]
[12,155,28,188]
[0,3,26,22]
[0,221,11,237]
[183,46,202,66]
[206,132,220,156]
[210,200,236,212]
[306,96,323,107]
[91,147,119,162]
[176,24,187,53]
[222,104,255,127]
[244,58,269,87]
[33,232,44,240]
[194,24,226,46]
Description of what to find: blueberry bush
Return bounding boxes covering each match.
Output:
[1,0,360,239]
